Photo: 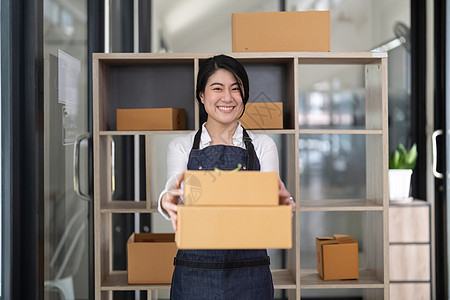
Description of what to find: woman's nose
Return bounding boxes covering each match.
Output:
[223,88,233,101]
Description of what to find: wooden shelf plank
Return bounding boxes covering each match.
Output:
[272,269,297,289]
[250,129,297,134]
[100,129,299,135]
[100,201,156,213]
[101,269,296,291]
[93,51,386,64]
[300,199,383,211]
[99,130,193,136]
[100,129,382,136]
[299,129,382,135]
[101,271,170,291]
[300,269,385,289]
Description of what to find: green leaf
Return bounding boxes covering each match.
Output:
[389,143,418,169]
[398,143,408,157]
[404,143,417,169]
[389,149,400,169]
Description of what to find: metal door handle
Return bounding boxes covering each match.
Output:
[432,129,444,179]
[73,133,91,201]
[111,138,116,196]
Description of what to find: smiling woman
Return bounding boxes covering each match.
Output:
[158,54,293,299]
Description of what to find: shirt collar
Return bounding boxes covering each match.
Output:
[200,122,244,149]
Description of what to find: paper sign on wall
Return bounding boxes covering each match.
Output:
[58,49,81,145]
[58,49,80,106]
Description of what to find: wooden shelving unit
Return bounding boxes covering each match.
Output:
[93,52,389,299]
[389,200,431,299]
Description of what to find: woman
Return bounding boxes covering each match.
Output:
[158,54,295,299]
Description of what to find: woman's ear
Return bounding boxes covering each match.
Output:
[199,92,205,104]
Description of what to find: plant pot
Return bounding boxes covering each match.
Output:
[388,169,413,202]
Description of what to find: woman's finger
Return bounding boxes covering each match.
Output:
[171,218,177,231]
[168,210,178,231]
[163,201,178,213]
[176,172,185,186]
[166,189,184,200]
[279,188,290,198]
[278,177,286,189]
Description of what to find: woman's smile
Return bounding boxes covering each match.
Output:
[217,105,235,112]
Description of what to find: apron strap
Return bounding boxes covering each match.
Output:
[192,128,203,150]
[242,128,256,170]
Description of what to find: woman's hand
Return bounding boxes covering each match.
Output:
[278,178,296,210]
[161,172,185,231]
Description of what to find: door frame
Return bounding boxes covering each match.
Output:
[434,0,448,299]
[1,0,44,298]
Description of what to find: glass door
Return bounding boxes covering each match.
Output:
[433,0,449,298]
[43,1,90,299]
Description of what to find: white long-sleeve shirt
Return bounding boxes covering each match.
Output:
[158,123,280,219]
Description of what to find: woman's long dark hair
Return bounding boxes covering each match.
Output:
[196,54,249,118]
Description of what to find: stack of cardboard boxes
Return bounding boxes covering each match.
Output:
[176,170,292,249]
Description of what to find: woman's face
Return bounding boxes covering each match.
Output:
[200,69,244,126]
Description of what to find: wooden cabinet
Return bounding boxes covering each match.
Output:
[93,52,389,299]
[389,200,431,299]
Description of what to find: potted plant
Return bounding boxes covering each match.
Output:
[388,143,418,202]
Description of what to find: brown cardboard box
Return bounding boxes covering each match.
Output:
[316,234,359,280]
[232,11,330,52]
[176,206,292,249]
[116,108,186,130]
[127,233,178,284]
[240,102,283,129]
[184,170,278,206]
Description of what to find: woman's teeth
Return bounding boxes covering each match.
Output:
[218,106,233,111]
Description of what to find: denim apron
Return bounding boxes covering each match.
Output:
[170,127,274,300]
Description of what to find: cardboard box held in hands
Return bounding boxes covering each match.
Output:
[183,170,279,206]
[316,234,359,280]
[176,206,292,249]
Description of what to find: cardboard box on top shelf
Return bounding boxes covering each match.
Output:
[316,234,359,280]
[127,233,178,284]
[232,11,330,52]
[240,102,283,129]
[116,108,186,131]
[176,205,292,249]
[183,170,279,206]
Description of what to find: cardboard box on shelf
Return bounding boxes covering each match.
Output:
[127,233,178,284]
[116,108,186,131]
[232,11,330,52]
[316,234,359,280]
[239,102,283,129]
[176,205,292,249]
[183,170,279,206]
